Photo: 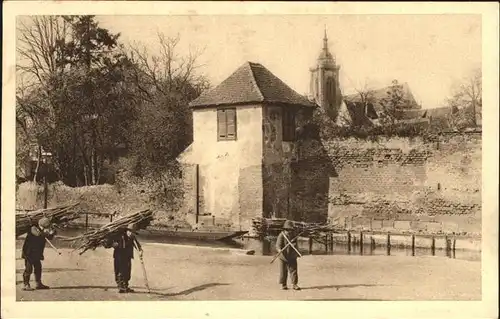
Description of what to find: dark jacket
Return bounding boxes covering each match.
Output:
[276,231,299,262]
[104,232,142,259]
[22,226,56,261]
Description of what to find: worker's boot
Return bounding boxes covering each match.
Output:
[35,282,50,290]
[122,280,132,293]
[118,281,126,293]
[22,274,34,291]
[34,270,49,289]
[22,283,34,291]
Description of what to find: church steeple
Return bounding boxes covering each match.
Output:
[323,27,328,50]
[317,27,335,67]
[309,29,342,120]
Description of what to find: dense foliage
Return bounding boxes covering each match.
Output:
[16,16,209,186]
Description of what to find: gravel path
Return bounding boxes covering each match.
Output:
[15,243,481,301]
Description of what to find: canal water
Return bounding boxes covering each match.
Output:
[235,237,481,262]
[16,227,481,262]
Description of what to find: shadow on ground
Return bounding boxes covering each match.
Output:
[16,268,85,274]
[301,284,384,291]
[45,283,230,298]
[159,283,230,298]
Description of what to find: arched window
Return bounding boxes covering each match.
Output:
[325,77,336,108]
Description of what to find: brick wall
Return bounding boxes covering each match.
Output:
[296,132,482,235]
[290,139,334,223]
[262,105,295,220]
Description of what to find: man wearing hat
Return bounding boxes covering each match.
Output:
[104,223,143,293]
[275,220,301,290]
[21,217,56,291]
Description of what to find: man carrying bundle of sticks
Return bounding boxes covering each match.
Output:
[104,223,143,293]
[276,220,301,291]
[21,217,56,291]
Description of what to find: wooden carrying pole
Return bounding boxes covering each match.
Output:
[45,238,62,255]
[138,252,151,293]
[134,237,151,293]
[283,233,303,258]
[270,232,303,264]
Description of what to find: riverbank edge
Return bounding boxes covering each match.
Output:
[46,221,483,252]
[249,233,482,252]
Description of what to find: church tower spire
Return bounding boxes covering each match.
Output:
[309,29,342,120]
[323,26,328,48]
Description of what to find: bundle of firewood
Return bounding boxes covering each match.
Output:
[252,217,285,236]
[16,203,81,237]
[252,217,341,237]
[64,209,154,255]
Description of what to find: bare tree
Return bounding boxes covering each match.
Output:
[17,16,72,86]
[338,79,376,127]
[17,16,134,186]
[447,68,482,129]
[126,32,210,175]
[16,16,73,182]
[355,80,376,116]
[128,32,209,102]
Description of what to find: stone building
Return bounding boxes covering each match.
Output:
[177,61,315,231]
[307,31,452,129]
[309,30,343,120]
[177,31,466,233]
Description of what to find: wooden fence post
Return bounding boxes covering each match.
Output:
[386,233,391,256]
[347,231,351,254]
[452,237,456,259]
[360,231,364,255]
[444,236,451,257]
[431,236,436,256]
[411,234,415,256]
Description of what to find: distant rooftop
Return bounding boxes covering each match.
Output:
[343,82,420,112]
[189,61,316,109]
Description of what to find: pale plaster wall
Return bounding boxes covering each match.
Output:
[182,104,263,229]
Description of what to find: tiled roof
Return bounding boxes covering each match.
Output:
[189,62,316,108]
[344,101,377,126]
[344,82,420,112]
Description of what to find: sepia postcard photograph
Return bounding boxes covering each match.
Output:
[1,2,498,319]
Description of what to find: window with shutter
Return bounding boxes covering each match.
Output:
[226,109,236,138]
[217,108,237,141]
[217,109,227,139]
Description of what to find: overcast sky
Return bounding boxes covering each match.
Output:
[95,15,481,108]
